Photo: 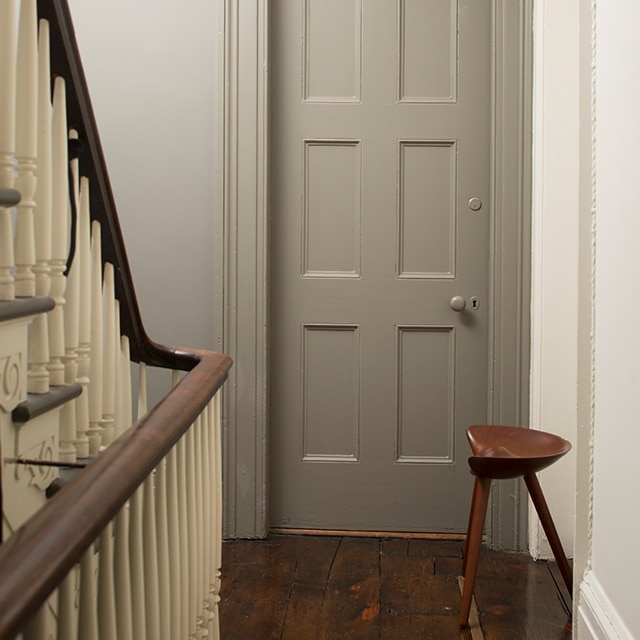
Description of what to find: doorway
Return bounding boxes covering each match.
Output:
[217,0,532,544]
[270,0,491,532]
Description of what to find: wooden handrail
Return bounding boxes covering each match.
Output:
[0,348,231,639]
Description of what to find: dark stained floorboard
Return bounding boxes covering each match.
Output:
[219,535,572,640]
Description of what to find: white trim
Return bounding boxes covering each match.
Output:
[216,0,270,539]
[578,572,634,640]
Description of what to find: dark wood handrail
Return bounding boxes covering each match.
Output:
[0,348,232,640]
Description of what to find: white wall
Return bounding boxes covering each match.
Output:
[577,2,640,637]
[530,0,579,557]
[66,0,218,401]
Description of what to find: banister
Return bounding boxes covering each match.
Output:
[0,348,232,640]
[0,1,232,637]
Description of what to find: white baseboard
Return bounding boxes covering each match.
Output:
[577,571,634,640]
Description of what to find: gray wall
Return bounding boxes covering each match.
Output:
[67,0,218,403]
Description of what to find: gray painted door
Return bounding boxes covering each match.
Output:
[270,0,491,532]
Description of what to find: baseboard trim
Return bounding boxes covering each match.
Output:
[578,571,633,640]
[270,527,466,541]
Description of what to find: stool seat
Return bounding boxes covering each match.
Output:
[467,424,571,479]
[459,425,572,628]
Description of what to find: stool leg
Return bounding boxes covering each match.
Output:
[459,476,491,628]
[461,474,479,577]
[524,473,573,596]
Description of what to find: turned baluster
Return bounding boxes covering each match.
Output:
[177,432,191,638]
[114,504,134,640]
[211,391,223,639]
[48,77,69,387]
[166,442,183,639]
[57,569,77,639]
[129,485,147,640]
[74,177,92,457]
[114,334,134,640]
[88,220,103,454]
[98,522,117,640]
[194,413,205,638]
[78,547,99,638]
[112,299,123,439]
[143,474,160,640]
[156,452,171,640]
[202,404,215,635]
[0,0,17,300]
[101,263,116,446]
[185,423,199,639]
[14,0,37,298]
[28,18,53,394]
[59,130,81,463]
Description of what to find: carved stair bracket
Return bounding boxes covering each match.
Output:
[0,353,22,412]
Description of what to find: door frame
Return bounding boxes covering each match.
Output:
[216,0,533,547]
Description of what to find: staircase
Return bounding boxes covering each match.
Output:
[0,1,232,638]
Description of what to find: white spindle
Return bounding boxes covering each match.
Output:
[129,486,147,640]
[59,132,81,462]
[202,404,215,636]
[57,569,76,640]
[88,220,103,454]
[166,445,183,639]
[113,300,123,439]
[63,131,80,366]
[138,360,147,416]
[48,77,69,386]
[27,314,50,393]
[34,19,52,297]
[98,523,117,640]
[187,425,199,640]
[120,335,133,431]
[212,391,223,639]
[0,0,16,300]
[178,435,190,638]
[27,19,54,394]
[75,176,92,457]
[0,0,17,172]
[14,0,37,297]
[143,474,160,639]
[114,504,134,640]
[155,457,171,640]
[194,415,205,638]
[101,262,116,446]
[78,548,99,639]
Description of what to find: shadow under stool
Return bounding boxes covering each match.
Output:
[459,424,573,628]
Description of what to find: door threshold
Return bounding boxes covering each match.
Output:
[270,527,465,541]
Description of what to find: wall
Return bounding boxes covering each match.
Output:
[66,0,218,402]
[577,2,640,637]
[530,0,579,557]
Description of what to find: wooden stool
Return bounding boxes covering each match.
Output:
[459,424,573,628]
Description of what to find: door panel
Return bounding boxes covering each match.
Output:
[270,0,491,532]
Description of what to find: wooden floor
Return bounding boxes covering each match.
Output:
[219,534,572,640]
